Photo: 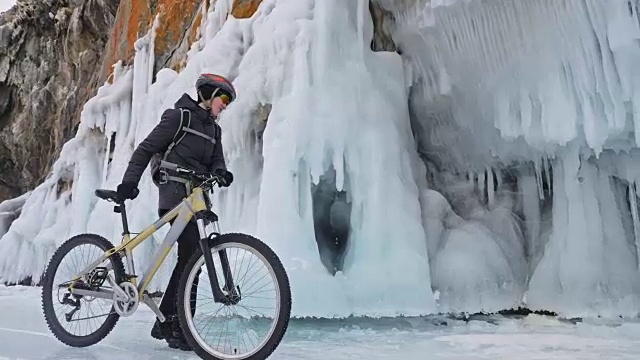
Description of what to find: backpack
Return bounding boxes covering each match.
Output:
[149,108,217,186]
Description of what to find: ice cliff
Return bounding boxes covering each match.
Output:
[2,0,640,319]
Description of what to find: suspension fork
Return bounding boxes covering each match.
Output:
[217,246,237,292]
[195,216,239,304]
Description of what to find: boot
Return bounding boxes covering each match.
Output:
[151,317,173,341]
[167,317,192,351]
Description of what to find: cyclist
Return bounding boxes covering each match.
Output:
[115,74,236,350]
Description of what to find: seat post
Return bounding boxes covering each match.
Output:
[120,202,130,235]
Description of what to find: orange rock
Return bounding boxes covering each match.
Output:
[99,0,205,81]
[231,0,263,19]
[188,10,204,47]
[155,0,202,55]
[127,0,152,57]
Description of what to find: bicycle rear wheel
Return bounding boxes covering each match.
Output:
[177,233,291,360]
[41,233,125,347]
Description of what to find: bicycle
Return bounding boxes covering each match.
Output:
[41,161,292,359]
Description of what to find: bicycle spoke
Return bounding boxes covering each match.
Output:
[183,241,282,358]
[49,242,117,337]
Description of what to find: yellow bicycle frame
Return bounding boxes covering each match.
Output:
[73,187,209,299]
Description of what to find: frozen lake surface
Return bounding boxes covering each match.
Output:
[1,286,640,359]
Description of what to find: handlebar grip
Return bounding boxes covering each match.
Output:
[159,160,178,171]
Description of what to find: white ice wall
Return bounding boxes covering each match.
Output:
[391,0,640,317]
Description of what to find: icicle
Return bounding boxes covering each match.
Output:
[478,169,486,203]
[357,0,365,56]
[102,132,112,182]
[534,157,544,200]
[543,155,552,196]
[629,181,640,270]
[148,15,160,89]
[495,167,502,190]
[487,166,495,206]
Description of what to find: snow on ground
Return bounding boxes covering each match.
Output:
[2,286,640,360]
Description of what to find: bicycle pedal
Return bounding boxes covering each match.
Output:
[142,292,166,323]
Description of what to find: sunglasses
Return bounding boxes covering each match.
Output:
[218,93,231,105]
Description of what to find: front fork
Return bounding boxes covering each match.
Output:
[195,214,240,305]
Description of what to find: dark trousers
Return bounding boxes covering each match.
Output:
[158,209,200,319]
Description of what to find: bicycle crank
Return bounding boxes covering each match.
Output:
[113,282,139,316]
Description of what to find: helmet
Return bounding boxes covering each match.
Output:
[196,73,236,102]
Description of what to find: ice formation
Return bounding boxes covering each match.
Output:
[3,0,640,319]
[0,0,436,317]
[392,0,640,317]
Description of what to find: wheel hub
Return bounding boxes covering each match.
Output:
[221,284,242,305]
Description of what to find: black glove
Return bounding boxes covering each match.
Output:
[116,182,139,200]
[214,168,233,187]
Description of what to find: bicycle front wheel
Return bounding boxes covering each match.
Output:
[177,233,291,360]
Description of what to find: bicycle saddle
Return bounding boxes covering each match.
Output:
[94,189,123,203]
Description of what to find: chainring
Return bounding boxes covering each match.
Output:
[113,281,139,317]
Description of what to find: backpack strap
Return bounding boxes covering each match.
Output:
[181,127,216,144]
[162,108,191,160]
[155,109,190,186]
[163,108,216,158]
[155,108,216,188]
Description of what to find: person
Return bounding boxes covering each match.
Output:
[115,73,236,350]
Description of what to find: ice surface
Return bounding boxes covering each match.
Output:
[3,285,640,360]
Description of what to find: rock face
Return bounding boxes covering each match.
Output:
[99,0,204,78]
[0,0,121,202]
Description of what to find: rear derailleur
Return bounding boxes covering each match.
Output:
[59,266,109,321]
